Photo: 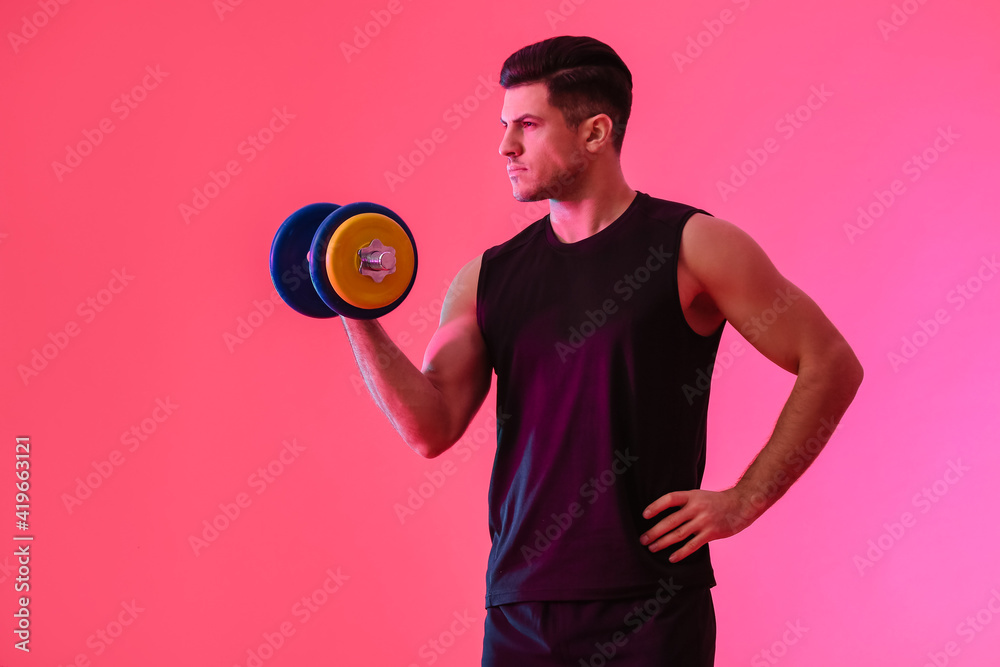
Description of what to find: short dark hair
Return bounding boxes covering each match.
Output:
[499,36,633,152]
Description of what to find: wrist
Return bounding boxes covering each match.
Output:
[726,483,769,529]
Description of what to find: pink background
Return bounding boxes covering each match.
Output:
[2,0,999,665]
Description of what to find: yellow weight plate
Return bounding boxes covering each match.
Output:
[326,212,416,310]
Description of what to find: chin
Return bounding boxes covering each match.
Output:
[514,193,545,203]
[512,186,545,203]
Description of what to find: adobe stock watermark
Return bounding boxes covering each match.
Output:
[877,0,932,40]
[17,267,135,386]
[578,577,683,667]
[179,106,296,224]
[509,142,607,231]
[716,84,833,202]
[56,599,145,665]
[12,542,31,653]
[843,126,959,243]
[723,414,843,533]
[671,0,755,73]
[521,448,639,565]
[750,620,809,666]
[682,338,749,406]
[543,0,590,29]
[340,0,415,62]
[51,66,169,182]
[405,609,479,667]
[212,0,249,21]
[887,253,997,372]
[348,275,475,396]
[232,566,349,667]
[224,292,283,353]
[510,199,549,232]
[681,286,800,405]
[188,438,307,556]
[60,397,180,514]
[555,245,673,362]
[8,0,72,54]
[384,73,502,192]
[919,586,1000,667]
[393,408,511,524]
[0,556,20,586]
[853,458,970,576]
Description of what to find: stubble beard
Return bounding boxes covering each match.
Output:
[512,152,589,203]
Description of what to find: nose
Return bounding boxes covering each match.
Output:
[498,126,521,158]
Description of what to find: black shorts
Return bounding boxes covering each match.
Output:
[482,586,716,666]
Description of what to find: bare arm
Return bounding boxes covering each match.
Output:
[341,255,493,459]
[640,214,864,560]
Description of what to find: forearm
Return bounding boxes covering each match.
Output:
[341,318,450,457]
[730,342,863,525]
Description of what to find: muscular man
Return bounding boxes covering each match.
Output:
[343,36,863,666]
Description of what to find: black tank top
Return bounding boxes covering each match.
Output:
[476,191,725,606]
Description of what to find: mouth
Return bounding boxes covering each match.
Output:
[507,166,526,177]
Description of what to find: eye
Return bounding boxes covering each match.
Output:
[521,121,534,128]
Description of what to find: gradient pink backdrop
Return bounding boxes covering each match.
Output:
[2,0,999,665]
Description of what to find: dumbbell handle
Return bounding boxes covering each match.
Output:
[358,239,396,283]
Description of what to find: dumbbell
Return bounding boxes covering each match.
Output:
[269,201,417,319]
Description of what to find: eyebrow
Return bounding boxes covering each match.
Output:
[500,114,543,125]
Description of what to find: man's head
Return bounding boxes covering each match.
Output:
[498,36,633,202]
[500,36,633,153]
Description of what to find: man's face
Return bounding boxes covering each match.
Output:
[499,83,590,202]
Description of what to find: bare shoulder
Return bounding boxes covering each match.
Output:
[455,253,483,283]
[677,213,771,335]
[679,212,790,309]
[679,213,771,287]
[439,254,482,323]
[419,253,492,455]
[679,212,856,375]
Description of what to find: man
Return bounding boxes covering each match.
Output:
[342,36,863,666]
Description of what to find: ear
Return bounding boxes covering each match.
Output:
[581,113,615,153]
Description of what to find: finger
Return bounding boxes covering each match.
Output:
[667,534,707,563]
[642,491,689,519]
[639,519,676,546]
[639,504,696,545]
[645,520,696,552]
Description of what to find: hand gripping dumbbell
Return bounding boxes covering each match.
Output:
[269,202,417,319]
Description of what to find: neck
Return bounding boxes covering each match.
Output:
[547,160,636,244]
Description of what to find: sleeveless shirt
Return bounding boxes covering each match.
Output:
[476,191,725,607]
